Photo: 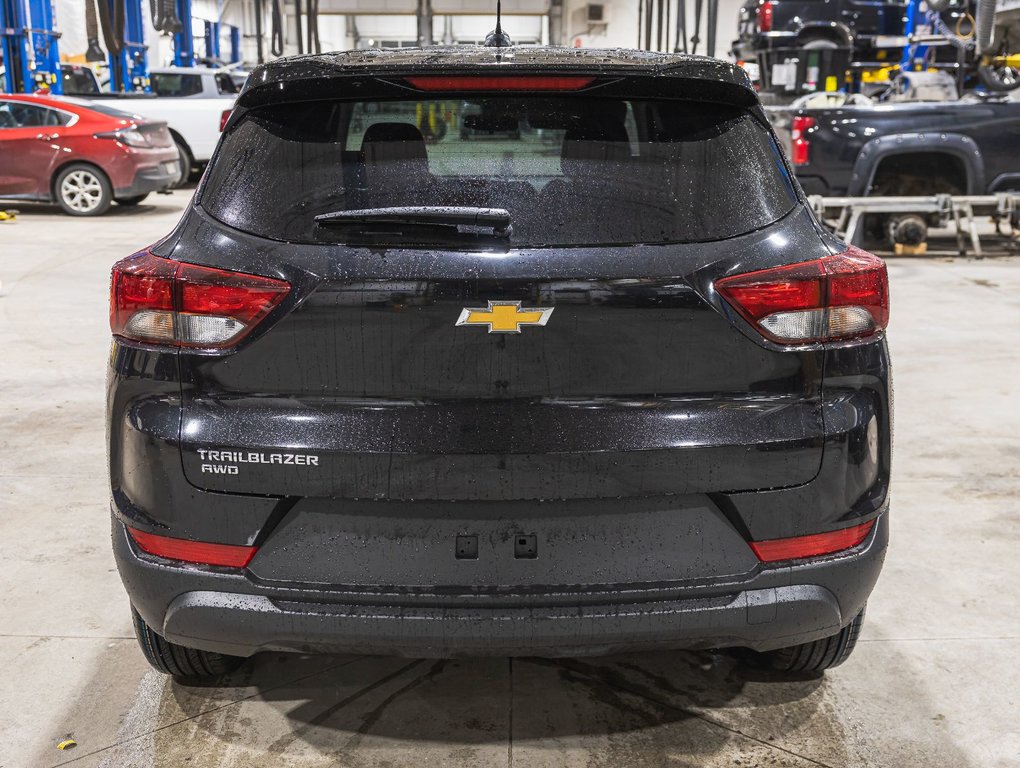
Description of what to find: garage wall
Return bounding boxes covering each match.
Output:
[52,2,88,61]
[561,0,741,59]
[52,0,248,66]
[50,0,740,78]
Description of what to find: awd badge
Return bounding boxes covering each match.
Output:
[456,300,554,334]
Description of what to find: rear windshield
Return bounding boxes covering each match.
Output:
[151,72,203,97]
[65,100,142,119]
[61,66,99,95]
[215,72,241,95]
[201,96,797,247]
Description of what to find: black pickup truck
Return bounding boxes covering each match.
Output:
[770,98,1020,198]
[733,0,908,89]
[768,96,1020,246]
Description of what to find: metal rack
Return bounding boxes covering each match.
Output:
[808,193,1020,256]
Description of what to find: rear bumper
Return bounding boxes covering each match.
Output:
[113,160,178,198]
[114,511,888,659]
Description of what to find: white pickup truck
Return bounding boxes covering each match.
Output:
[63,65,234,185]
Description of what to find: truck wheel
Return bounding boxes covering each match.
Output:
[172,138,193,188]
[752,607,866,674]
[801,38,839,50]
[55,163,112,216]
[115,194,149,206]
[132,608,244,680]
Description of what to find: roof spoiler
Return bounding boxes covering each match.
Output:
[238,66,757,111]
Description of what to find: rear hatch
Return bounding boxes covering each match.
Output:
[174,221,826,502]
[162,64,831,585]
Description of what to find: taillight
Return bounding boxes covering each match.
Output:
[110,251,290,349]
[750,519,875,563]
[756,0,774,32]
[404,75,595,91]
[95,127,152,147]
[219,108,232,131]
[790,115,815,166]
[715,247,889,345]
[127,526,257,568]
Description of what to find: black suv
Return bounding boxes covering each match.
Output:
[108,47,891,680]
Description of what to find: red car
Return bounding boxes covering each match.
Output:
[0,93,179,216]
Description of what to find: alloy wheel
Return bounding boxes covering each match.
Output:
[60,170,104,213]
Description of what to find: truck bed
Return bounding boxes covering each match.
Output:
[767,98,1020,197]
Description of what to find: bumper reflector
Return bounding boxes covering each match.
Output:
[750,519,876,563]
[127,526,257,568]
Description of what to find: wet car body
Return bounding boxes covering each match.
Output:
[109,47,890,664]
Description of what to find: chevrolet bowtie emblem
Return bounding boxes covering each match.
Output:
[456,301,554,334]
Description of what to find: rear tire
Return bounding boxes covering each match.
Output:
[132,608,244,680]
[54,163,112,216]
[171,138,192,188]
[753,607,866,674]
[801,37,840,50]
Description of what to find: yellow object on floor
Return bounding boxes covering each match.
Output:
[895,242,928,256]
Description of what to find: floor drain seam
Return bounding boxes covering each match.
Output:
[264,658,424,755]
[0,634,134,641]
[507,657,514,768]
[49,655,366,767]
[536,658,839,768]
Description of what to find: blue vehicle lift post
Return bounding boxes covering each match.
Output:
[204,18,220,60]
[28,0,61,93]
[0,0,62,94]
[846,0,935,93]
[899,0,930,72]
[173,0,195,66]
[0,0,31,93]
[107,0,149,92]
[228,24,240,63]
[898,0,968,94]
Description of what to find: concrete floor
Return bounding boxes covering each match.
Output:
[1,192,1018,768]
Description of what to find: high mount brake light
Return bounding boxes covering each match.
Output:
[750,519,875,562]
[715,247,889,345]
[790,115,815,166]
[110,251,290,349]
[756,0,774,32]
[404,75,596,91]
[127,527,257,568]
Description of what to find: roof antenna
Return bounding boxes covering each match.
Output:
[484,0,513,47]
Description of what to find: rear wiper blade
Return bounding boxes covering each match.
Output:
[314,206,512,237]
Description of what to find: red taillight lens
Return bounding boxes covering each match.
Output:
[110,251,290,349]
[219,108,232,132]
[127,526,257,568]
[750,519,875,563]
[790,115,815,166]
[756,0,774,32]
[404,75,596,91]
[715,247,889,344]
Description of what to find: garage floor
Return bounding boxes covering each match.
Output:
[1,193,1018,768]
